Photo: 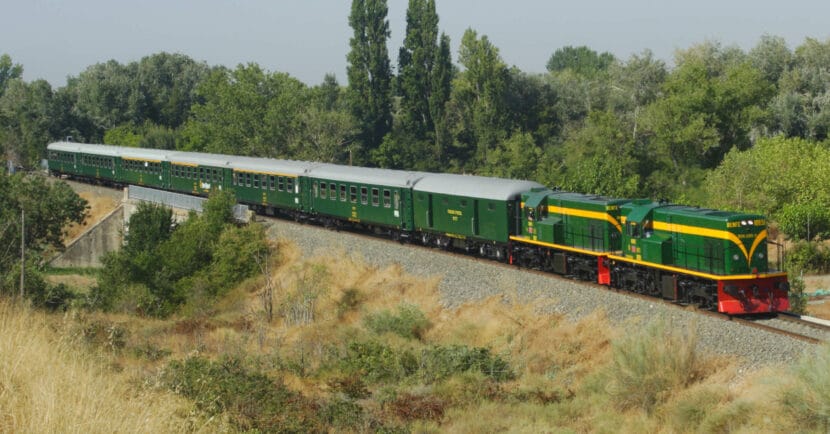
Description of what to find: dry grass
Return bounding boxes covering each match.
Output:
[62,191,119,243]
[0,301,217,433]
[31,234,829,432]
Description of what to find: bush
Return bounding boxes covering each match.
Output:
[788,274,808,315]
[338,340,419,383]
[364,303,431,340]
[163,356,323,432]
[776,202,830,240]
[785,241,830,274]
[603,318,701,413]
[386,392,448,422]
[419,345,514,383]
[320,397,365,430]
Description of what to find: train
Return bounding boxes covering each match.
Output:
[46,141,790,315]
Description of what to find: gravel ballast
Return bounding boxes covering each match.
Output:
[267,218,817,370]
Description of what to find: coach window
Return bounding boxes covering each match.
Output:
[269,175,276,191]
[394,192,400,210]
[383,190,391,208]
[371,188,379,206]
[460,200,467,208]
[313,182,319,198]
[320,182,327,199]
[278,177,285,191]
[488,203,496,212]
[330,184,336,200]
[360,187,368,205]
[350,186,358,203]
[340,184,347,201]
[287,178,295,193]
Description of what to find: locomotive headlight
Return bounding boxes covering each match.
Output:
[733,254,740,261]
[741,220,748,226]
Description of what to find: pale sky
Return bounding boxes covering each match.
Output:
[4,0,830,87]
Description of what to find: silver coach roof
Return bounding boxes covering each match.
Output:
[48,142,173,162]
[168,152,315,177]
[414,173,544,201]
[307,164,424,188]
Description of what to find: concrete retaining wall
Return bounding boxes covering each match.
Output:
[50,205,124,268]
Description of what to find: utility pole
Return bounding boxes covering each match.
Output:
[20,208,24,299]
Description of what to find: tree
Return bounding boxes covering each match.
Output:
[0,175,87,298]
[397,0,441,140]
[749,34,792,85]
[0,54,23,97]
[546,46,615,76]
[180,64,308,157]
[0,79,57,167]
[347,0,393,161]
[447,28,511,169]
[374,0,453,170]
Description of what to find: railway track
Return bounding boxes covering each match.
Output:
[260,215,830,346]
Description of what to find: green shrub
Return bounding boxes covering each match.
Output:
[338,340,418,383]
[776,202,830,240]
[788,274,808,315]
[320,397,365,430]
[785,241,830,274]
[603,318,700,413]
[336,288,363,319]
[364,303,431,340]
[163,356,323,432]
[419,345,514,383]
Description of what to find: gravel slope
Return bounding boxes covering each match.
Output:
[269,218,817,370]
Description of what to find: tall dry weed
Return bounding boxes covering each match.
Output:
[602,317,706,414]
[780,344,830,431]
[0,301,212,433]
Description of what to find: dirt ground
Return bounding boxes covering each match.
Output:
[62,191,120,243]
[802,275,830,319]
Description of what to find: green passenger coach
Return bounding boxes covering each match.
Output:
[412,174,542,257]
[305,164,423,230]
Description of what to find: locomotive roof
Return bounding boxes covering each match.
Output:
[414,173,543,201]
[654,205,764,221]
[307,164,425,188]
[548,191,630,204]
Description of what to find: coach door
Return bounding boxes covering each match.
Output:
[426,194,434,227]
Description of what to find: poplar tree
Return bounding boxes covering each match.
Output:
[347,0,392,162]
[397,0,439,139]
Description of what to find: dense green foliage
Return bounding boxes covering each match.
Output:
[163,356,324,432]
[3,4,830,248]
[0,175,87,308]
[347,0,393,162]
[92,191,267,316]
